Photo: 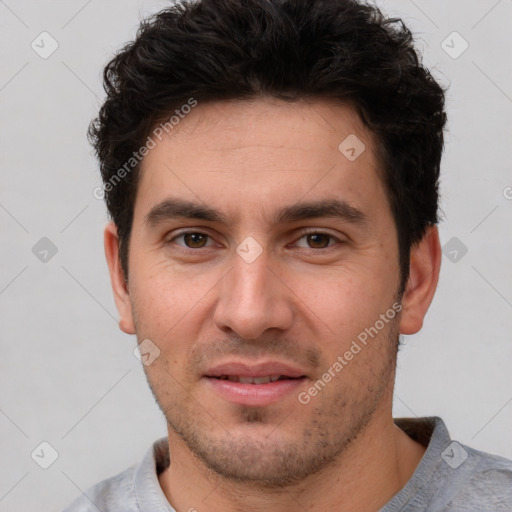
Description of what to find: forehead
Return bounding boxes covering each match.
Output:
[135,98,388,225]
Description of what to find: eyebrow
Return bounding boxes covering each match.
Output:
[144,198,368,228]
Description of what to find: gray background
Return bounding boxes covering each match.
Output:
[0,1,511,511]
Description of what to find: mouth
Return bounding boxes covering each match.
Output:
[213,375,300,384]
[204,361,308,406]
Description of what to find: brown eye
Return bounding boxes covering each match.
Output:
[183,232,209,248]
[306,233,332,249]
[292,230,344,251]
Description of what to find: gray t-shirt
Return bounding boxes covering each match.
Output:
[63,417,512,511]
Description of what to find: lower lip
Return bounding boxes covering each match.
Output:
[204,377,306,406]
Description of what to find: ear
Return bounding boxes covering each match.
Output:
[104,222,136,335]
[399,225,441,335]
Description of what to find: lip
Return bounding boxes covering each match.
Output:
[204,360,308,406]
[204,376,307,406]
[205,361,307,379]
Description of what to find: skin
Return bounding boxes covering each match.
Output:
[104,97,441,512]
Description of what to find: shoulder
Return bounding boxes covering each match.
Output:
[424,439,512,511]
[446,444,512,509]
[62,465,138,512]
[387,417,512,512]
[61,437,171,512]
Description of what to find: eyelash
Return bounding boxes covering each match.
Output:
[166,228,343,252]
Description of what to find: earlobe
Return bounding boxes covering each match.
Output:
[104,222,136,335]
[399,225,442,335]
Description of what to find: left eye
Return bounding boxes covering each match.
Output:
[294,232,339,249]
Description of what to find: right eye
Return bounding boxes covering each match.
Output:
[167,230,215,250]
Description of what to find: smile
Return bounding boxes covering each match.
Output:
[214,375,299,384]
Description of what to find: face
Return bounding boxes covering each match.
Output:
[118,98,406,485]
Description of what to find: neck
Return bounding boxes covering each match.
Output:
[158,411,426,512]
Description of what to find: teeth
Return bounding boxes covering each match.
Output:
[218,375,283,384]
[253,376,271,384]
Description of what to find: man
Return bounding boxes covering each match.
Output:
[64,0,512,510]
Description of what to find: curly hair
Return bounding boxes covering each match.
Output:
[89,0,447,293]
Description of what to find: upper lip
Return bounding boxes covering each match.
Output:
[205,361,307,379]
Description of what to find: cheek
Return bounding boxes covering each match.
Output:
[292,259,399,349]
[132,253,209,306]
[129,259,219,347]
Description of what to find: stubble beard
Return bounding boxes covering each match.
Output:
[142,324,400,489]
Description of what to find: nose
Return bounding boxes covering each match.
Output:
[213,248,294,340]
